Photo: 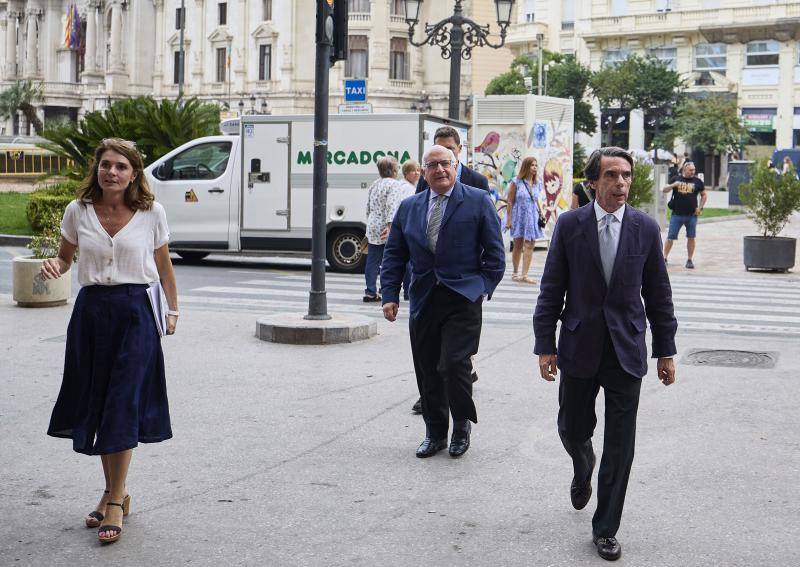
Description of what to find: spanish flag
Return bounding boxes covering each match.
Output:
[63,2,81,49]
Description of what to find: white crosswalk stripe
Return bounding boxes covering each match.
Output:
[181,266,800,337]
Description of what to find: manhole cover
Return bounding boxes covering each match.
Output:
[683,349,778,369]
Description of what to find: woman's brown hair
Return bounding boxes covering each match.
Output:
[77,138,155,210]
[518,156,538,184]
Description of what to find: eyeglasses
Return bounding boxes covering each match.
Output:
[424,159,454,170]
[102,138,137,149]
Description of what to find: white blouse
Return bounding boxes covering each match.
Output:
[60,200,170,287]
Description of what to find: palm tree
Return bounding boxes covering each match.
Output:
[0,80,45,135]
[40,96,222,177]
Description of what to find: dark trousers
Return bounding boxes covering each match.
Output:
[409,285,482,439]
[364,243,384,295]
[558,332,642,538]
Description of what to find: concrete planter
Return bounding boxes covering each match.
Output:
[743,236,796,273]
[12,256,71,307]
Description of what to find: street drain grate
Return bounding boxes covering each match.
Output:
[683,349,778,369]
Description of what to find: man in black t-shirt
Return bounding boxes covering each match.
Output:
[661,161,707,269]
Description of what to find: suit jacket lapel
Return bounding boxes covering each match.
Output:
[580,205,606,288]
[608,206,638,287]
[414,189,434,255]
[440,182,464,230]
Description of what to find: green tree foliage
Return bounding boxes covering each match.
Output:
[669,94,749,187]
[590,55,684,147]
[40,96,222,177]
[739,159,800,238]
[485,52,596,136]
[628,158,654,208]
[0,80,44,134]
[669,94,748,157]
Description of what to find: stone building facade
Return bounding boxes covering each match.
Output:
[0,0,513,136]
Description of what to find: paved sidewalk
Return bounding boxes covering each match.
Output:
[0,211,798,566]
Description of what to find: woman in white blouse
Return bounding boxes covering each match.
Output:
[40,138,178,544]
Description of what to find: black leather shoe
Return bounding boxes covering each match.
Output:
[448,422,471,457]
[592,534,621,561]
[416,437,447,458]
[411,397,422,414]
[363,293,381,303]
[571,451,596,510]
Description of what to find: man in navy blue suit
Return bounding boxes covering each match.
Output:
[381,144,505,459]
[533,147,677,561]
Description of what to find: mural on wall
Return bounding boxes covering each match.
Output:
[472,107,573,232]
[472,129,525,198]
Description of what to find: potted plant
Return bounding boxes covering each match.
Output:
[12,211,72,307]
[739,158,800,272]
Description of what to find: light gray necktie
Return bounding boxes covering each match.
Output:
[427,194,445,252]
[598,213,618,285]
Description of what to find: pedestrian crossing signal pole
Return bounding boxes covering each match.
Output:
[307,0,347,320]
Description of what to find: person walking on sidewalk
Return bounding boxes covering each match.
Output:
[364,156,403,302]
[381,145,505,458]
[505,156,545,284]
[41,138,179,544]
[662,161,707,269]
[533,147,677,561]
[382,159,421,300]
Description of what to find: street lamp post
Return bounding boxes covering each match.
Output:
[404,0,514,120]
[543,61,554,97]
[178,0,185,97]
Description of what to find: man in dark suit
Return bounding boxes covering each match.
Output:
[533,147,677,561]
[409,125,488,414]
[382,144,505,458]
[416,126,490,194]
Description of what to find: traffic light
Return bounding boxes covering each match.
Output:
[330,0,348,64]
[317,0,348,64]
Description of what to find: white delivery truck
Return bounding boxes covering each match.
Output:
[145,113,468,272]
[471,95,574,233]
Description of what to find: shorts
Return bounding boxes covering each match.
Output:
[667,213,697,240]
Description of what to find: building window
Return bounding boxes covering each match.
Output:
[175,8,185,30]
[216,47,227,82]
[694,43,726,72]
[655,0,672,11]
[263,0,272,21]
[259,44,272,81]
[649,46,677,71]
[610,0,628,17]
[561,0,574,28]
[390,0,404,16]
[524,0,535,22]
[345,35,369,78]
[173,51,182,84]
[218,3,227,26]
[348,0,370,13]
[389,37,409,80]
[603,49,629,66]
[746,40,779,67]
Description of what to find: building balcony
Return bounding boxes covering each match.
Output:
[581,2,800,44]
[388,79,414,90]
[505,20,549,55]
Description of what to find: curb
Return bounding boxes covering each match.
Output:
[0,234,32,246]
[697,214,748,224]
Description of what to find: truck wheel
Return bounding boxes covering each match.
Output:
[327,229,366,273]
[176,251,210,262]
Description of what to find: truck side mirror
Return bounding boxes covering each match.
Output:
[154,162,173,180]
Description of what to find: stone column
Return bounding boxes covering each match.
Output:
[23,8,38,77]
[84,2,98,73]
[109,0,123,71]
[628,108,645,150]
[5,9,18,79]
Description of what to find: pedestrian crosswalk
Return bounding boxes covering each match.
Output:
[180,264,800,338]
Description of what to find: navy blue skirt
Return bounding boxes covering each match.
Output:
[47,284,172,455]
